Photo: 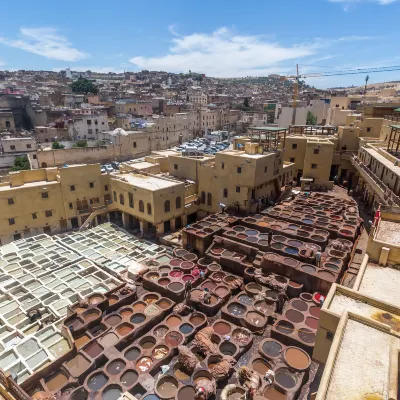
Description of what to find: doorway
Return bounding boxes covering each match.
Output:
[71,217,79,229]
[164,220,171,233]
[175,217,182,230]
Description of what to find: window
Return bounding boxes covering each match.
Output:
[113,191,117,202]
[236,186,241,193]
[89,182,94,188]
[201,191,206,204]
[367,127,371,133]
[289,157,295,163]
[164,200,171,212]
[41,192,49,199]
[326,331,334,341]
[27,144,32,149]
[70,185,75,192]
[45,210,53,217]
[207,193,212,206]
[139,200,144,212]
[264,166,267,173]
[176,197,181,209]
[33,154,37,159]
[311,164,317,169]
[129,193,134,208]
[133,142,137,148]
[14,233,21,241]
[174,164,178,170]
[10,145,15,150]
[5,121,10,128]
[32,213,37,219]
[87,120,92,125]
[88,129,93,134]
[95,120,98,125]
[69,203,73,209]
[237,167,242,174]
[223,189,228,198]
[313,149,320,155]
[147,203,152,215]
[104,185,109,191]
[119,194,124,205]
[292,144,297,149]
[8,198,14,205]
[9,218,15,225]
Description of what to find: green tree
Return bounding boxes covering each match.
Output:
[71,77,98,94]
[306,111,317,125]
[52,141,65,149]
[10,156,30,172]
[243,97,250,108]
[73,140,88,148]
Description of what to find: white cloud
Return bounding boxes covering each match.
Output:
[0,27,88,62]
[130,27,317,77]
[329,0,396,9]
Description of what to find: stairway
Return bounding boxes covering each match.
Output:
[79,205,108,231]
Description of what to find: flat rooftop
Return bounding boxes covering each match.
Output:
[114,173,181,190]
[376,220,400,246]
[358,262,400,305]
[126,161,158,170]
[365,147,400,177]
[0,180,59,192]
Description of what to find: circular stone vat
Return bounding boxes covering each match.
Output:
[316,270,336,282]
[323,263,339,271]
[152,345,169,360]
[125,347,140,361]
[201,281,216,291]
[276,320,294,335]
[237,233,248,240]
[232,328,251,346]
[265,290,278,300]
[179,323,193,335]
[108,295,119,305]
[189,313,205,326]
[65,316,84,331]
[174,362,191,380]
[215,286,229,298]
[156,376,179,399]
[116,323,133,336]
[183,253,197,262]
[107,359,126,375]
[169,270,182,278]
[120,370,138,387]
[159,266,171,274]
[157,299,172,310]
[233,226,245,232]
[178,386,195,400]
[70,388,88,400]
[298,328,316,343]
[143,294,159,304]
[275,368,297,389]
[285,309,305,324]
[120,308,134,318]
[220,342,237,356]
[262,387,286,400]
[227,303,246,316]
[181,261,194,270]
[165,331,183,347]
[89,294,104,305]
[82,309,100,323]
[130,313,146,324]
[283,258,298,267]
[168,282,184,292]
[246,236,258,243]
[211,248,224,255]
[212,272,226,282]
[300,293,313,302]
[272,243,284,250]
[292,300,308,312]
[208,263,221,272]
[246,283,262,294]
[287,240,302,248]
[105,314,122,327]
[154,325,168,337]
[309,306,321,318]
[305,317,319,330]
[311,235,324,241]
[247,312,266,327]
[136,357,153,373]
[147,272,160,280]
[158,278,171,286]
[284,347,311,371]
[87,372,108,391]
[166,315,182,328]
[262,339,282,358]
[238,294,253,306]
[213,321,231,335]
[140,337,156,350]
[252,358,272,375]
[102,385,122,400]
[170,259,182,267]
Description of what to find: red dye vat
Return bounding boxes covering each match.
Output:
[170,271,183,278]
[192,269,200,276]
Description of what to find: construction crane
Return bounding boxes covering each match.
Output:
[281,64,400,124]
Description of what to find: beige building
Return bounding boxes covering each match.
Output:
[0,136,36,154]
[0,110,16,133]
[189,93,208,105]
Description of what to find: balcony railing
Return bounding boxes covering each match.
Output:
[352,157,400,206]
[384,115,400,122]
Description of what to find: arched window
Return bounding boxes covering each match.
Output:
[201,191,205,204]
[207,193,212,206]
[139,200,144,212]
[176,197,181,209]
[147,203,152,215]
[223,189,228,198]
[113,191,117,202]
[119,193,124,205]
[164,200,170,213]
[128,193,134,208]
[41,162,47,168]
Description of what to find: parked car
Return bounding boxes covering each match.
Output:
[100,166,106,173]
[104,164,114,173]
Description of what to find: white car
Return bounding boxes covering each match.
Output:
[105,164,114,173]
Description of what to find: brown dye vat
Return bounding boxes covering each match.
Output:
[209,295,218,305]
[75,334,90,349]
[252,358,271,375]
[84,341,103,358]
[108,295,119,305]
[89,294,104,305]
[73,307,87,314]
[262,387,286,400]
[87,372,108,390]
[174,362,191,380]
[283,258,298,267]
[165,331,183,347]
[159,266,171,274]
[105,315,122,326]
[201,281,216,291]
[254,300,272,314]
[154,326,169,337]
[152,345,168,360]
[247,312,266,327]
[89,324,106,337]
[107,359,126,375]
[213,272,226,282]
[147,272,159,281]
[276,321,294,334]
[116,323,133,336]
[100,332,119,347]
[284,347,310,370]
[309,306,321,318]
[157,376,179,398]
[120,370,138,387]
[237,233,248,240]
[158,278,170,286]
[144,294,158,304]
[181,261,194,270]
[125,347,140,361]
[285,309,304,324]
[170,259,182,267]
[232,328,251,345]
[300,264,316,274]
[136,357,153,372]
[298,328,315,343]
[275,368,297,389]
[169,282,184,292]
[190,314,205,326]
[247,283,261,294]
[120,309,133,319]
[82,310,100,322]
[46,372,68,392]
[141,337,156,349]
[65,354,91,377]
[292,300,308,312]
[157,299,172,309]
[132,303,146,313]
[215,286,229,297]
[178,386,195,400]
[265,290,278,300]
[371,312,400,331]
[316,270,335,281]
[289,280,302,288]
[166,316,182,328]
[214,322,231,335]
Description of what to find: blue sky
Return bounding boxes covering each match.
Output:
[1,0,399,88]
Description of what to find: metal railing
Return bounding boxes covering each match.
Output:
[384,115,400,122]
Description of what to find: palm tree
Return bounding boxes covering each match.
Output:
[364,75,369,95]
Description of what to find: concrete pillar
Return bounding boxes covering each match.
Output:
[140,220,148,233]
[106,213,110,222]
[157,223,164,235]
[170,218,176,231]
[122,212,128,229]
[182,215,188,227]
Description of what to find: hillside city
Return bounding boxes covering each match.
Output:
[0,67,399,400]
